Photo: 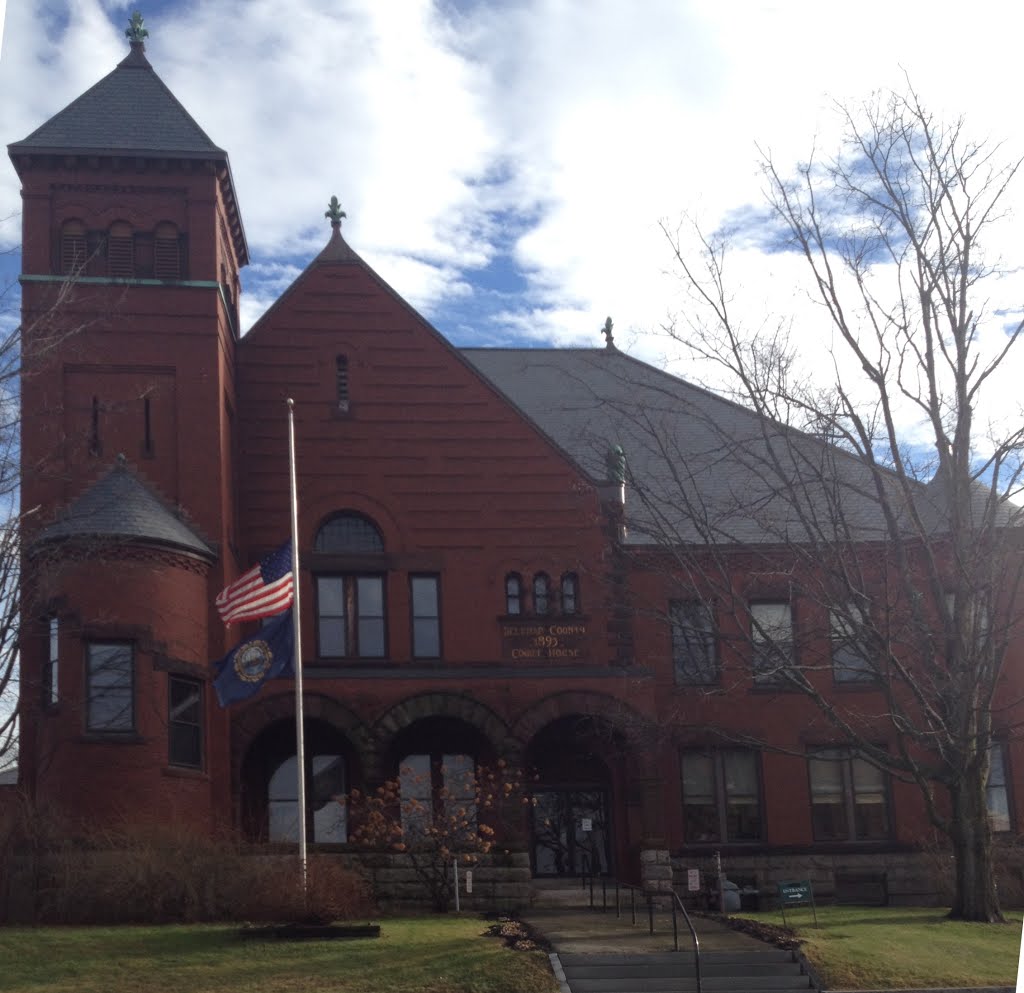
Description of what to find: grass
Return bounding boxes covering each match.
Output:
[737,905,1023,988]
[0,916,558,993]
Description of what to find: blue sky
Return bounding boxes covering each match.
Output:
[1,1,1022,387]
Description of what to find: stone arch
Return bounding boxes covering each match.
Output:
[374,692,511,761]
[231,690,375,788]
[511,690,651,768]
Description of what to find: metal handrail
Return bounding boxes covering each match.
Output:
[576,858,702,993]
[670,888,702,993]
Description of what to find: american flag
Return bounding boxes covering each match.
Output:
[216,541,294,624]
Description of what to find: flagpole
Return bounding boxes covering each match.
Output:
[287,398,308,893]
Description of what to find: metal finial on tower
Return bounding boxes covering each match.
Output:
[125,11,149,45]
[601,316,615,350]
[325,196,347,228]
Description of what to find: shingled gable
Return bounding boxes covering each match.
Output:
[8,35,248,266]
[242,218,611,483]
[34,458,214,560]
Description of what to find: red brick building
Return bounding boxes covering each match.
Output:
[9,25,1022,903]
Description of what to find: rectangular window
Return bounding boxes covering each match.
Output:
[410,575,441,658]
[987,744,1011,832]
[168,675,203,769]
[750,601,794,685]
[681,750,761,843]
[831,606,874,683]
[671,600,717,684]
[86,642,133,732]
[808,748,889,841]
[44,616,59,706]
[316,575,386,658]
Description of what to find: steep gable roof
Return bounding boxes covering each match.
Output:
[34,459,215,560]
[462,347,919,546]
[9,43,224,159]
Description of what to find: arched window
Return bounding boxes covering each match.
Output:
[268,753,347,843]
[561,573,579,615]
[533,573,551,616]
[314,513,386,658]
[315,513,384,555]
[505,573,522,616]
[107,221,134,278]
[60,219,86,275]
[153,221,181,279]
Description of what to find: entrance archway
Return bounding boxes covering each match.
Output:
[525,716,623,877]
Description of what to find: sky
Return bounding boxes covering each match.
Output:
[0,1,1022,445]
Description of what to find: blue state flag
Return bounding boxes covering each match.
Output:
[213,606,294,707]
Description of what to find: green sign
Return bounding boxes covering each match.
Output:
[777,879,818,928]
[778,880,812,905]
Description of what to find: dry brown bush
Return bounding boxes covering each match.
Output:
[0,803,374,924]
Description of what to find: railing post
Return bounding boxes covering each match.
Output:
[631,886,636,925]
[601,875,607,912]
[647,895,654,935]
[671,897,679,951]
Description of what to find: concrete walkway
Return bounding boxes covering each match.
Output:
[521,905,774,955]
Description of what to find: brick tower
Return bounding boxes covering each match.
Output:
[9,14,245,832]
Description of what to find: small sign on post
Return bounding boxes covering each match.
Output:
[580,817,593,832]
[687,868,701,892]
[777,879,818,928]
[465,870,473,894]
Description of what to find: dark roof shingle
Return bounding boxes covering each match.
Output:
[9,44,225,159]
[35,460,215,559]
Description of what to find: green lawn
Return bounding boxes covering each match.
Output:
[0,916,558,993]
[737,906,1023,988]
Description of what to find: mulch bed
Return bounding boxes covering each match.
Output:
[240,922,381,941]
[697,912,802,950]
[481,914,553,953]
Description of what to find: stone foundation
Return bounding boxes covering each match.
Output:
[667,845,1024,909]
[349,850,533,912]
[640,848,673,894]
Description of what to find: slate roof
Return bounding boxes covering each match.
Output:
[9,43,225,159]
[34,460,215,559]
[462,347,926,546]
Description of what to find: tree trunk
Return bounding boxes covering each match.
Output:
[948,778,1004,922]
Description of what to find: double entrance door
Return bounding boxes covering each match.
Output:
[531,788,611,877]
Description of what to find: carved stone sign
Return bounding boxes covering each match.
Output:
[500,620,587,661]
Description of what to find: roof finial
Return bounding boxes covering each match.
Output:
[601,316,615,350]
[125,11,149,47]
[325,196,347,229]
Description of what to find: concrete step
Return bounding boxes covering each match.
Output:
[561,962,803,978]
[556,979,810,993]
[558,951,798,966]
[555,950,813,993]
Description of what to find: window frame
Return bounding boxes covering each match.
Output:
[533,573,551,616]
[168,674,203,769]
[560,572,579,615]
[43,616,59,707]
[315,573,387,659]
[831,604,875,684]
[410,574,442,659]
[670,600,718,686]
[807,747,891,842]
[268,753,348,844]
[505,573,523,616]
[85,640,134,733]
[749,600,795,686]
[680,748,763,844]
[987,742,1012,833]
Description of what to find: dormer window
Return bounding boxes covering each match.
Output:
[153,222,181,279]
[60,220,86,275]
[107,221,134,278]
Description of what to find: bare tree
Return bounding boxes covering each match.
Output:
[0,246,89,777]
[604,88,1023,922]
